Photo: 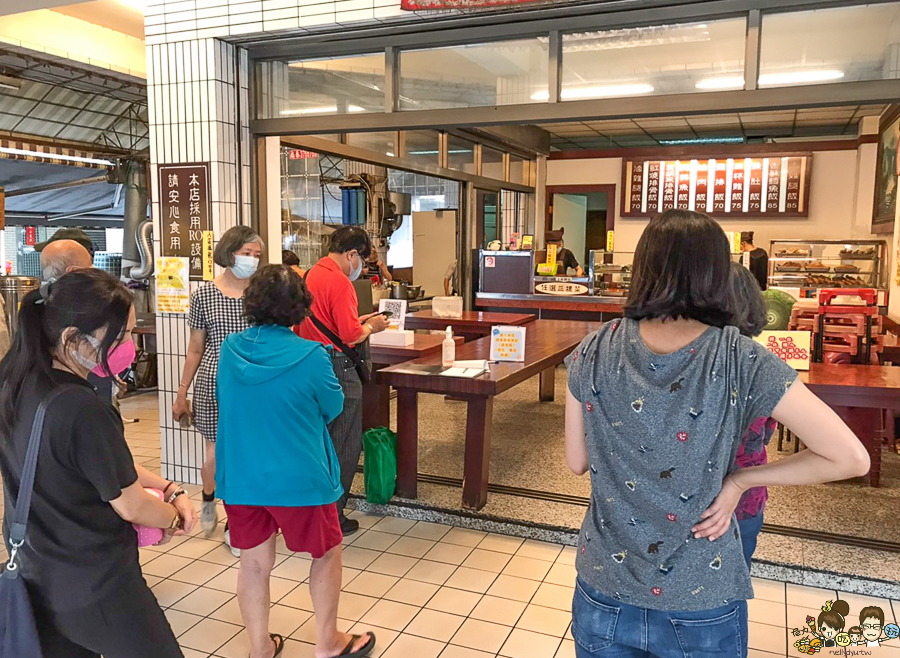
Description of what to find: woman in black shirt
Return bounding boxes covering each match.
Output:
[0,270,194,658]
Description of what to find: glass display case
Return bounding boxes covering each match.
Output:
[768,239,886,290]
[589,250,634,297]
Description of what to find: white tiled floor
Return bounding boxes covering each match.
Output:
[4,392,899,658]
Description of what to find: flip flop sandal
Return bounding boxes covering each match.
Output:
[249,633,285,658]
[336,632,376,658]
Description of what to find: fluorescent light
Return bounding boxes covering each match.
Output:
[659,137,745,145]
[0,74,21,91]
[280,104,366,116]
[695,76,744,90]
[759,70,844,86]
[532,83,654,101]
[0,146,114,167]
[696,70,844,90]
[386,151,395,157]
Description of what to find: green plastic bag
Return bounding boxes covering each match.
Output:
[363,427,397,504]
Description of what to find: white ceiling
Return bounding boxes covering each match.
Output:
[52,0,144,39]
[0,0,93,17]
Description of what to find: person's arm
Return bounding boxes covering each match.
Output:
[379,262,393,282]
[565,387,589,475]
[173,328,205,420]
[443,279,451,296]
[693,381,869,540]
[109,481,182,530]
[133,463,197,533]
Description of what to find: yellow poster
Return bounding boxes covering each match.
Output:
[754,331,811,371]
[202,231,214,281]
[606,230,615,252]
[545,242,558,266]
[156,257,190,314]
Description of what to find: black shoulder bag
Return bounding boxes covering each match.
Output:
[1,385,76,658]
[308,314,371,384]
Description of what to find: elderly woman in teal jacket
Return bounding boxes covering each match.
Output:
[216,265,376,658]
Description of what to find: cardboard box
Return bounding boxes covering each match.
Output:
[369,329,415,347]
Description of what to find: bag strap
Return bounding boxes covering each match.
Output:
[309,314,365,369]
[7,385,78,566]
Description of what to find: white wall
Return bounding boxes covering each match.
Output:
[553,194,587,267]
[547,147,882,255]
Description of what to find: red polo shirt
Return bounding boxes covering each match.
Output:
[297,257,364,351]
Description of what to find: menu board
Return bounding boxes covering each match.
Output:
[623,155,811,218]
[159,162,212,280]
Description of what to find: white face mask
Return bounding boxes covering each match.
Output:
[231,255,259,279]
[349,252,364,281]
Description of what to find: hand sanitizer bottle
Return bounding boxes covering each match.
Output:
[442,326,455,367]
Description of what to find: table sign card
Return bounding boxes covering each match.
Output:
[490,325,526,362]
[155,257,190,314]
[754,330,811,370]
[378,298,408,330]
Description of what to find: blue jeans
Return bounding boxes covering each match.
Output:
[737,513,763,569]
[572,578,748,658]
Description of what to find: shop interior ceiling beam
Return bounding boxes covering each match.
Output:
[247,0,863,61]
[5,174,109,198]
[454,126,551,157]
[743,9,761,92]
[253,80,900,136]
[280,134,534,194]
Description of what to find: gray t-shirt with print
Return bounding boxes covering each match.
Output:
[565,318,797,611]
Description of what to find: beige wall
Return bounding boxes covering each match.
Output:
[547,147,881,256]
[0,9,146,77]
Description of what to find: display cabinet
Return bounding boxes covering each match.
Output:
[768,239,886,290]
[589,250,634,297]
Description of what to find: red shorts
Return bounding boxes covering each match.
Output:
[224,503,342,558]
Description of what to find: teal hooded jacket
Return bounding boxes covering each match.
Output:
[215,324,344,507]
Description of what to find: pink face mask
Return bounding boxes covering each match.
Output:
[91,340,137,378]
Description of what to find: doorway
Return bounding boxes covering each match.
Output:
[546,184,617,267]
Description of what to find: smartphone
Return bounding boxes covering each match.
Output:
[378,310,394,318]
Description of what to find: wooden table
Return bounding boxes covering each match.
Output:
[363,334,464,430]
[800,363,900,487]
[404,310,536,342]
[377,319,596,509]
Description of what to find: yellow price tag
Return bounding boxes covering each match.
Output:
[545,243,558,266]
[202,231,214,281]
[606,230,615,252]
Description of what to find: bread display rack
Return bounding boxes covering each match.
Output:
[768,239,886,290]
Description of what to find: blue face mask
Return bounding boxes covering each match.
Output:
[349,253,364,281]
[231,255,259,279]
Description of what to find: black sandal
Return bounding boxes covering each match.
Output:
[337,632,376,658]
[249,633,284,658]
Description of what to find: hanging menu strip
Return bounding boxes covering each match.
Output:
[622,155,811,218]
[159,162,212,280]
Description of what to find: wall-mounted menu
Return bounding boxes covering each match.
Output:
[159,162,212,280]
[622,155,811,218]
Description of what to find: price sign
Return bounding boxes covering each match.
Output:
[754,331,811,371]
[606,230,615,252]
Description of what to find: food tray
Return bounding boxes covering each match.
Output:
[804,267,831,273]
[775,251,809,258]
[776,266,802,272]
[839,251,876,259]
[833,266,860,274]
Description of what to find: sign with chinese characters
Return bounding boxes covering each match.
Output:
[155,257,190,314]
[158,163,212,280]
[535,281,589,296]
[754,331,811,371]
[606,230,614,252]
[490,325,526,362]
[622,155,812,218]
[288,149,317,160]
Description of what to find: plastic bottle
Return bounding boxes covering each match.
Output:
[442,325,455,367]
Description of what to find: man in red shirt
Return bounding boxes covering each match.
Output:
[299,227,389,534]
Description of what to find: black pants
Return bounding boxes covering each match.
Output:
[32,575,182,658]
[328,350,363,516]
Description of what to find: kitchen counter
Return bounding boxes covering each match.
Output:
[475,292,626,320]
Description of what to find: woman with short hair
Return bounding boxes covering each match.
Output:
[172,225,264,551]
[217,265,376,658]
[565,209,869,657]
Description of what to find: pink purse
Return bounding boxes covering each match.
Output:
[133,488,165,547]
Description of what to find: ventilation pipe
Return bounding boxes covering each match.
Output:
[130,220,154,280]
[122,159,151,279]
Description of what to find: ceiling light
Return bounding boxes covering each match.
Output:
[695,76,744,90]
[281,106,337,116]
[659,137,745,145]
[348,105,365,113]
[696,70,844,90]
[0,74,21,91]
[532,84,655,101]
[759,70,844,86]
[0,146,114,166]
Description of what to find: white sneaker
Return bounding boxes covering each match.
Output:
[224,527,240,558]
[200,499,218,535]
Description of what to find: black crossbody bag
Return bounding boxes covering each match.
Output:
[309,315,371,384]
[1,385,78,658]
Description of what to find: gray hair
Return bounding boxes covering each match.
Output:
[213,225,265,268]
[41,258,69,283]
